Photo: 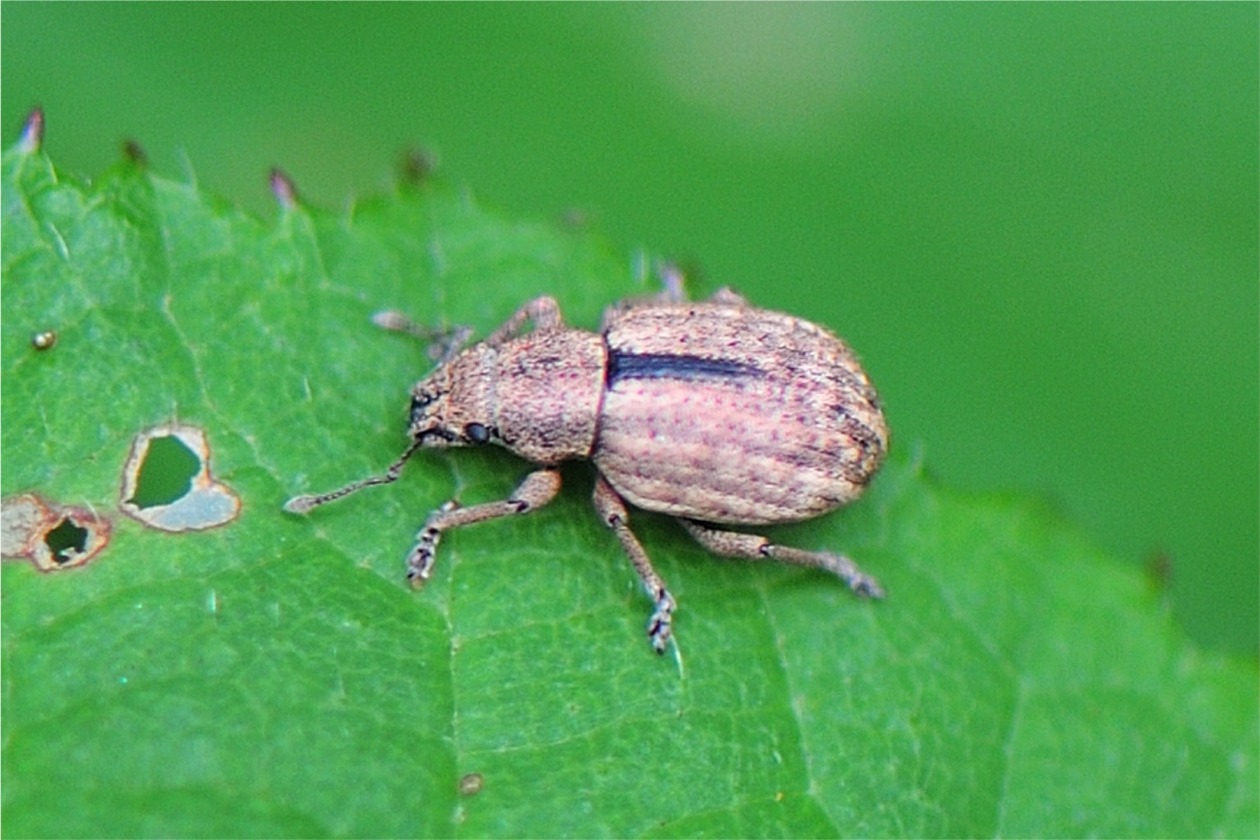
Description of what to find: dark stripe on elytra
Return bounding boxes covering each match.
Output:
[606,351,763,387]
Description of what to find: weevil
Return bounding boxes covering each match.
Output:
[285,278,888,653]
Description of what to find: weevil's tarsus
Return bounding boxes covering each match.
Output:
[766,544,885,599]
[405,469,562,586]
[593,475,677,654]
[680,518,885,599]
[376,295,561,364]
[284,436,425,514]
[407,501,455,587]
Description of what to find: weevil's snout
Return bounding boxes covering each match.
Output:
[407,373,468,447]
[409,386,444,431]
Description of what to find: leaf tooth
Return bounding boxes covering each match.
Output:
[18,106,44,153]
[269,166,299,209]
[123,138,148,167]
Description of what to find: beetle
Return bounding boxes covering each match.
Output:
[285,278,888,653]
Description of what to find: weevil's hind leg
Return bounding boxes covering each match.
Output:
[678,519,885,599]
[592,475,677,654]
[407,468,562,586]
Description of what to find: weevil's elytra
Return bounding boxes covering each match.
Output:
[285,281,888,654]
[596,302,885,526]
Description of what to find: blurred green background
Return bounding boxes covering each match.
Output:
[3,3,1256,654]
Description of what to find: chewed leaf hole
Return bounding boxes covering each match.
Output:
[120,424,241,532]
[1,493,112,572]
[44,517,89,565]
[126,434,201,508]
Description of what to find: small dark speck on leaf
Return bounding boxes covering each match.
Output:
[458,772,484,797]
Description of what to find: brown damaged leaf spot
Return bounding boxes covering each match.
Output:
[1,493,112,572]
[120,424,241,532]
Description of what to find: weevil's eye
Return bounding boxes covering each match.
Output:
[464,422,491,444]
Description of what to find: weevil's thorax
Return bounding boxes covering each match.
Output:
[408,328,607,466]
[488,327,607,465]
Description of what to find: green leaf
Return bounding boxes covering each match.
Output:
[3,134,1256,839]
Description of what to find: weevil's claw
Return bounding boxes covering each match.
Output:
[647,589,677,654]
[812,550,885,600]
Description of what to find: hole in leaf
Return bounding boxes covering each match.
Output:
[44,517,89,565]
[120,424,241,532]
[2,493,112,572]
[126,434,201,509]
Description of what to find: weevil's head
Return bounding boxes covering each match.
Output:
[406,343,498,450]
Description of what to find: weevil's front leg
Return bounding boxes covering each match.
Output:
[371,312,474,366]
[679,519,885,599]
[406,468,562,586]
[592,475,677,654]
[482,296,563,347]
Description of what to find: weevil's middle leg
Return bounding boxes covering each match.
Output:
[658,261,748,306]
[406,468,562,586]
[650,262,747,306]
[679,519,885,599]
[592,475,676,654]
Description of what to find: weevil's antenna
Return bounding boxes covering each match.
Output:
[284,436,424,514]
